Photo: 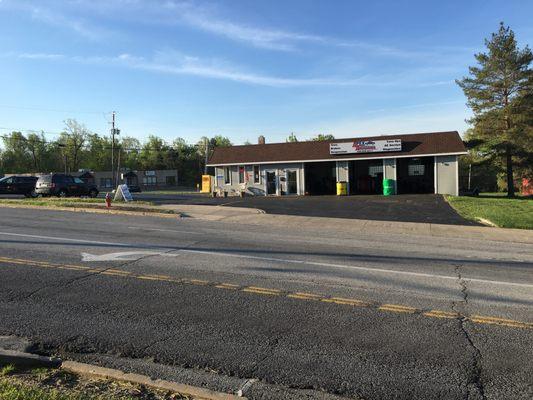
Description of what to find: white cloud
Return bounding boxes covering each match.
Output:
[3,50,455,88]
[0,0,112,40]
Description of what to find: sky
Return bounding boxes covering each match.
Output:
[0,0,532,145]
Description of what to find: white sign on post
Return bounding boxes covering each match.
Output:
[114,184,133,202]
[330,139,402,155]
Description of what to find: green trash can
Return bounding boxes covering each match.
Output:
[383,179,395,196]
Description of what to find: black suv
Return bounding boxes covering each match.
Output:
[35,174,99,198]
[0,176,38,197]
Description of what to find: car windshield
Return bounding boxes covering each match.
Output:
[37,176,52,183]
[74,178,84,184]
[0,177,8,183]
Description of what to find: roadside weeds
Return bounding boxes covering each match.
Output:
[0,363,191,400]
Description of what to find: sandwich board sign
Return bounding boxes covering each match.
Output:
[114,184,133,202]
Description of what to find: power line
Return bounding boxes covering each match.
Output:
[0,104,106,114]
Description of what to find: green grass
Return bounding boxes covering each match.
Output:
[1,365,16,376]
[0,198,153,207]
[446,194,533,229]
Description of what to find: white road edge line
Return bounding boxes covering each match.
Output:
[1,231,531,289]
[0,231,155,248]
[178,249,533,289]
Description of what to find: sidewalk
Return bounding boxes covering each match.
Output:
[159,204,533,244]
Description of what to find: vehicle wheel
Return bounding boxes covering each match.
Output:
[89,189,98,198]
[29,190,38,198]
[58,190,67,198]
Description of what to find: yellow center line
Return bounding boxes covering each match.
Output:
[378,304,418,314]
[0,256,531,330]
[242,287,281,296]
[215,283,240,290]
[321,297,370,307]
[287,292,323,300]
[423,310,460,319]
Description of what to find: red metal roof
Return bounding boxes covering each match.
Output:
[207,131,466,166]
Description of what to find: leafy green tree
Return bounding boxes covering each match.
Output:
[456,23,533,196]
[312,134,335,141]
[84,134,111,171]
[58,119,91,173]
[286,133,298,142]
[139,135,169,170]
[0,132,32,173]
[120,136,141,170]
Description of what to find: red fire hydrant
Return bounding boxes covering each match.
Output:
[105,192,112,208]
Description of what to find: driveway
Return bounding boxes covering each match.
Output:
[135,193,478,226]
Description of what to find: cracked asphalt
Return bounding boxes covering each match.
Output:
[0,207,532,399]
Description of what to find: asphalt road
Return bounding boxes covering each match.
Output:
[133,193,478,225]
[0,208,532,399]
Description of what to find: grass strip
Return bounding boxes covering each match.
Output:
[446,194,532,229]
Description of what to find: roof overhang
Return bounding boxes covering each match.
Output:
[207,151,467,167]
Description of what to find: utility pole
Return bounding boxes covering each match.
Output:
[204,137,208,175]
[110,112,120,188]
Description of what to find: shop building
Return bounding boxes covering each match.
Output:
[207,131,466,196]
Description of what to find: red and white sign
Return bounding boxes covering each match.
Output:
[329,139,401,155]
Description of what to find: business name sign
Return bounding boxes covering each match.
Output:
[329,139,401,155]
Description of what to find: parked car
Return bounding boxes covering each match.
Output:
[127,185,142,193]
[35,174,99,198]
[0,176,38,197]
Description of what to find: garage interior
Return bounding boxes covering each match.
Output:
[348,160,384,195]
[396,157,434,194]
[304,162,336,195]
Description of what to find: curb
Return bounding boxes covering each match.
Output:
[0,348,243,400]
[62,361,244,400]
[0,204,182,219]
[0,346,356,400]
[0,349,61,369]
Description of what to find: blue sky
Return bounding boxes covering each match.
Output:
[0,0,532,145]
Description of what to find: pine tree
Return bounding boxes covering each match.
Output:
[457,22,533,196]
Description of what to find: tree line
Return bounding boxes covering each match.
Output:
[0,119,232,186]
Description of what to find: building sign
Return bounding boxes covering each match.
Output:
[330,139,402,155]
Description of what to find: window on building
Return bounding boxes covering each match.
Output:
[100,178,112,188]
[224,167,231,185]
[408,159,425,176]
[238,166,245,184]
[253,165,260,184]
[165,176,176,186]
[368,164,383,177]
[142,176,157,185]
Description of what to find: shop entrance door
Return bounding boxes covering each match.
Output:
[265,170,277,195]
[286,170,298,195]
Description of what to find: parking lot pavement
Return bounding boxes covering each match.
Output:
[134,193,479,226]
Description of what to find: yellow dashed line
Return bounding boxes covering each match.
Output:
[321,297,370,307]
[287,292,323,300]
[1,256,531,330]
[469,315,533,329]
[215,283,240,290]
[378,304,418,314]
[242,287,281,296]
[423,310,460,319]
[245,286,281,293]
